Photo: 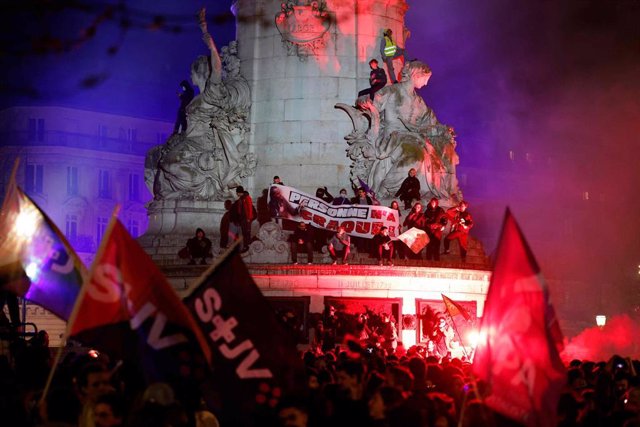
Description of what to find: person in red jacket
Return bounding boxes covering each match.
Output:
[231,186,255,252]
[444,200,474,262]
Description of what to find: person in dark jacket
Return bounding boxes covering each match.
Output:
[373,226,394,266]
[357,59,387,101]
[290,222,314,265]
[173,79,194,134]
[332,188,352,206]
[186,228,212,265]
[424,197,447,261]
[394,168,420,210]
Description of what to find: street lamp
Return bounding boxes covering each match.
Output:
[595,315,607,328]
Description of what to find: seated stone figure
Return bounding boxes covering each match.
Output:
[336,60,461,207]
[146,8,256,203]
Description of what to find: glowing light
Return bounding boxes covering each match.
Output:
[467,329,480,348]
[595,315,607,327]
[15,208,39,238]
[25,262,40,281]
[88,349,100,358]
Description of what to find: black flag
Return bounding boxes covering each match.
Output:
[184,241,303,425]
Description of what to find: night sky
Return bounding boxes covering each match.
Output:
[1,0,639,322]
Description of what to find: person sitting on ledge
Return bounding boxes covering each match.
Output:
[332,188,352,205]
[290,222,314,265]
[186,228,212,265]
[373,226,394,266]
[357,59,387,101]
[328,226,351,265]
[273,175,284,185]
[395,168,421,210]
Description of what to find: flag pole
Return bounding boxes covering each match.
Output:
[1,158,20,212]
[441,295,470,360]
[39,204,121,405]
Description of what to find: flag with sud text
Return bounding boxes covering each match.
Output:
[183,241,303,426]
[0,177,85,320]
[68,219,211,384]
[472,209,565,427]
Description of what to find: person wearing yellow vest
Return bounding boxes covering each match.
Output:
[379,28,406,83]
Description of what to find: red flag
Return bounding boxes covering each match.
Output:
[69,219,211,383]
[472,209,565,427]
[441,294,472,321]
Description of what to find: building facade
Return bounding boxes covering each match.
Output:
[0,106,172,264]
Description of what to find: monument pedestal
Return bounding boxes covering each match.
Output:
[139,200,227,263]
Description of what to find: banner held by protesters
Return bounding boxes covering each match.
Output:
[267,184,399,238]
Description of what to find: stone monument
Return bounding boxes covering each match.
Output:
[142,1,469,262]
[141,9,256,262]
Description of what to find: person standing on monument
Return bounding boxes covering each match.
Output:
[289,222,314,265]
[173,79,194,134]
[395,168,421,210]
[231,186,255,252]
[444,200,474,262]
[380,29,406,84]
[332,188,352,205]
[357,59,387,101]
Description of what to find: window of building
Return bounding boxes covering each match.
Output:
[96,216,108,244]
[28,118,45,142]
[98,170,110,199]
[25,163,44,194]
[127,128,137,142]
[98,124,108,141]
[128,219,139,238]
[128,173,140,201]
[67,166,79,195]
[66,214,78,241]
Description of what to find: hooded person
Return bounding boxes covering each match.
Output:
[186,228,212,265]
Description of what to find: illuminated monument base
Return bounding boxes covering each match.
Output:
[164,261,491,352]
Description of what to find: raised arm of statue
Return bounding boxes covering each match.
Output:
[197,8,222,83]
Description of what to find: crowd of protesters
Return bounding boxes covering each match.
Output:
[1,319,639,427]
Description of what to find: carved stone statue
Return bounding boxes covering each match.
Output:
[145,8,256,204]
[336,61,461,206]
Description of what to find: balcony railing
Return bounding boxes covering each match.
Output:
[0,130,157,156]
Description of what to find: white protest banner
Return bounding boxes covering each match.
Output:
[268,185,400,239]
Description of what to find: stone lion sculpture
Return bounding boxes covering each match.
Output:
[336,60,461,205]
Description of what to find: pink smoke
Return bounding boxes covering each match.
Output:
[561,315,640,363]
